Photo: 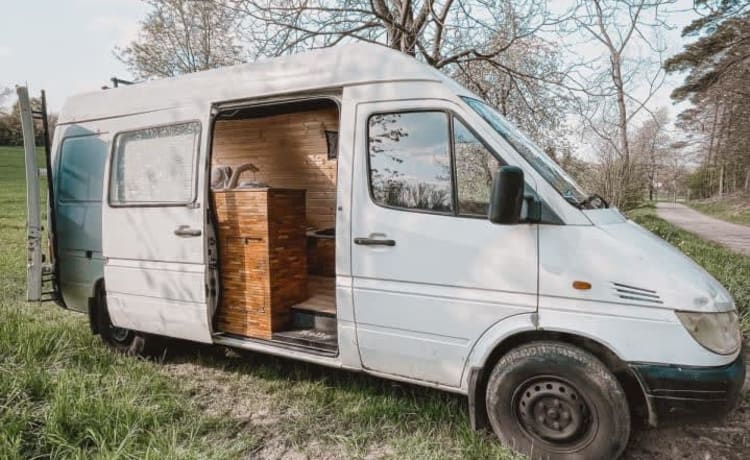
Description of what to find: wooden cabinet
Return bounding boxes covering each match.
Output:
[213,188,307,339]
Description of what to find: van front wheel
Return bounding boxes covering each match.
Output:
[486,342,630,460]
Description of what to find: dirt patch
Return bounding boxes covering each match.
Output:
[623,350,750,460]
[624,402,750,460]
[160,345,369,460]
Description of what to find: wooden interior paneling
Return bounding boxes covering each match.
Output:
[212,106,339,229]
[307,237,335,277]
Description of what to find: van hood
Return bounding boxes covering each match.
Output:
[540,209,735,313]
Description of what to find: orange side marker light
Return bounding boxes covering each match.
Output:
[572,281,592,290]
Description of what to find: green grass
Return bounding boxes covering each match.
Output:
[688,194,750,227]
[629,203,750,332]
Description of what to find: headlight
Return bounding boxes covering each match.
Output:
[676,310,742,355]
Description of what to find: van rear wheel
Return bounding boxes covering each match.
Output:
[485,342,630,460]
[95,289,160,356]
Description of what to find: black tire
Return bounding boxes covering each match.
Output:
[95,288,161,356]
[485,341,630,460]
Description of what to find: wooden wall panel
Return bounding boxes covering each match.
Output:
[212,107,339,229]
[307,238,336,277]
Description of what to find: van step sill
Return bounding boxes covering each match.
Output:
[213,331,338,356]
[273,328,337,352]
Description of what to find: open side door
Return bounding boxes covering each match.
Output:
[17,86,58,303]
[101,118,213,343]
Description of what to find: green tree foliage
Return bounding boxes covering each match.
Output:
[666,0,750,198]
[0,95,53,147]
[666,0,749,100]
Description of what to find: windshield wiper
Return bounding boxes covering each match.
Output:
[578,193,609,209]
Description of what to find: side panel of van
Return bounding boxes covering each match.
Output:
[55,129,109,311]
[349,94,538,388]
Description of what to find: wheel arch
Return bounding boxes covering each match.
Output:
[467,329,649,431]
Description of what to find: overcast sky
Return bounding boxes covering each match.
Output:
[1,0,698,125]
[1,0,148,111]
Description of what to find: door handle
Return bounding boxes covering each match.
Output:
[354,237,396,246]
[174,225,202,237]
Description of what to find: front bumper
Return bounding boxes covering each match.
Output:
[630,351,746,426]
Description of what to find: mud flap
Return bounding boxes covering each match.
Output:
[468,366,490,431]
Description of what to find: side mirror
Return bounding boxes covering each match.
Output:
[488,166,524,224]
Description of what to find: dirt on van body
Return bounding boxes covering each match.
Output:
[160,343,750,460]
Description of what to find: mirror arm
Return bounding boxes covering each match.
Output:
[522,194,542,223]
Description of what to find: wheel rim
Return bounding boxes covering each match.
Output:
[110,325,132,344]
[514,376,597,449]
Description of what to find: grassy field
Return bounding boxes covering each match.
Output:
[688,193,750,227]
[629,203,750,332]
[1,144,749,459]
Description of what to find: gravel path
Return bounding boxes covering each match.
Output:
[656,202,750,256]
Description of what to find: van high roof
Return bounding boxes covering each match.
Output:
[59,43,464,124]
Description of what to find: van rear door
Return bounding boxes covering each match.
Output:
[17,86,55,302]
[101,118,212,343]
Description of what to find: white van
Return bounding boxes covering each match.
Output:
[18,43,744,460]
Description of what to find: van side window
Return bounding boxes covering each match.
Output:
[367,112,453,213]
[453,118,503,216]
[59,135,107,202]
[110,122,201,205]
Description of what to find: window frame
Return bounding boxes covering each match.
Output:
[365,109,507,218]
[107,120,202,208]
[450,115,508,218]
[365,109,455,216]
[57,133,108,204]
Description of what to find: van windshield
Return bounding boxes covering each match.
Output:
[462,97,588,208]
